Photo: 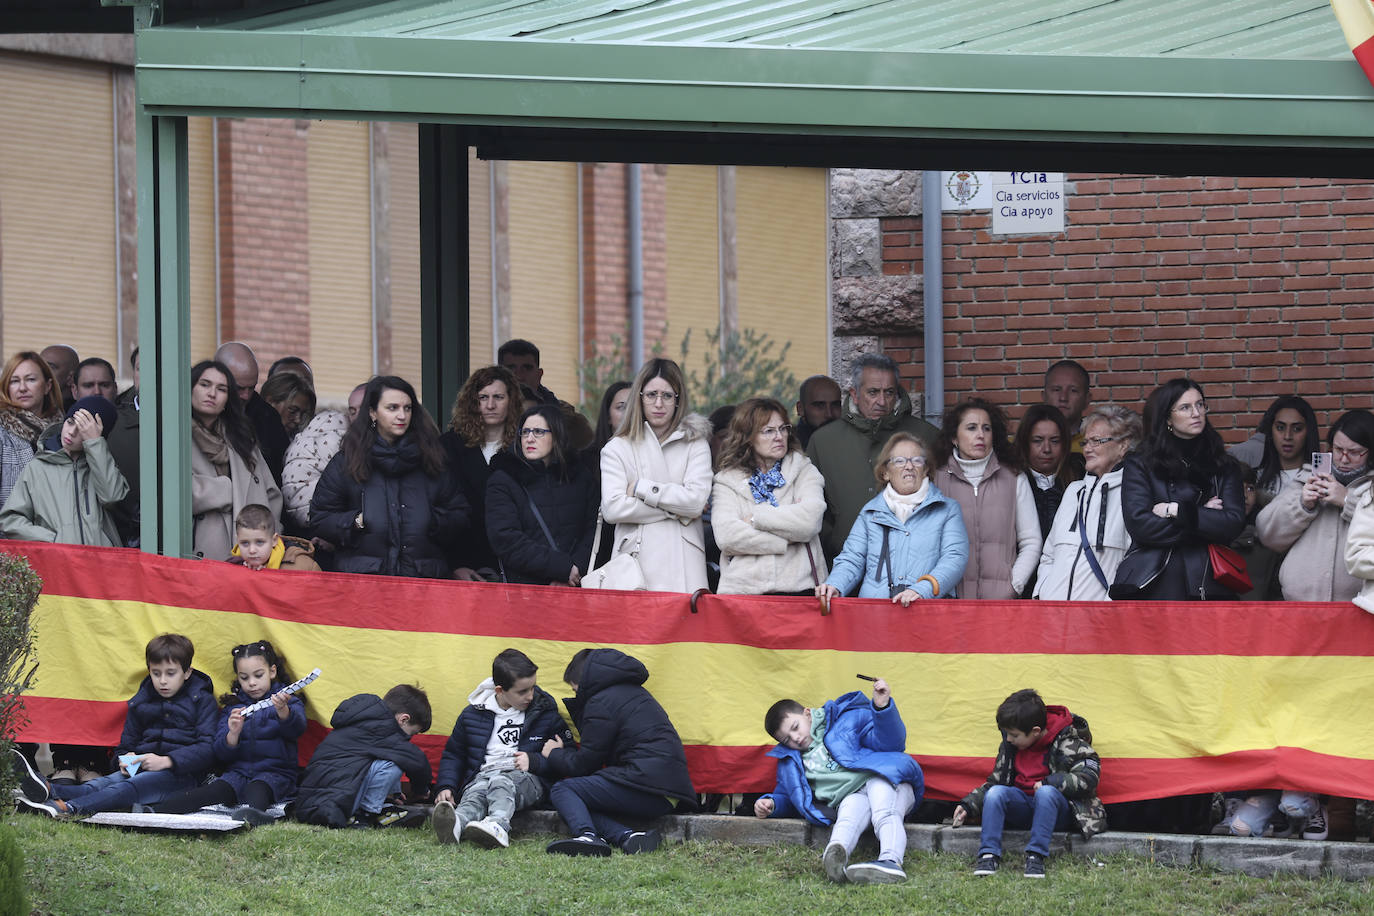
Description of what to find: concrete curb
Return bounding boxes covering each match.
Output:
[511,810,1374,880]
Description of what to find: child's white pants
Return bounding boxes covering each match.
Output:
[827,778,916,862]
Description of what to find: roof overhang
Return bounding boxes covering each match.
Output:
[133,1,1374,174]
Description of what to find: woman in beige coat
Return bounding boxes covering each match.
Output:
[190,360,282,561]
[711,397,827,595]
[600,358,712,594]
[1256,409,1373,602]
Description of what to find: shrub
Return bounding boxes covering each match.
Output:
[0,551,40,808]
[0,822,26,916]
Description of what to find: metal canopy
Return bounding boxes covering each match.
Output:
[134,0,1374,171]
[130,0,1374,555]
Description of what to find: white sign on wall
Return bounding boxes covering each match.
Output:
[991,172,1065,235]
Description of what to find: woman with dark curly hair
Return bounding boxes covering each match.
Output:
[439,366,524,580]
[1117,378,1246,600]
[931,399,1041,599]
[189,360,281,561]
[310,376,467,578]
[711,397,826,595]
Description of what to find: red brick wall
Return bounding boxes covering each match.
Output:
[579,162,668,396]
[217,118,311,371]
[882,175,1374,441]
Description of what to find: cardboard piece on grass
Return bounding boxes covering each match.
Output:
[81,811,248,832]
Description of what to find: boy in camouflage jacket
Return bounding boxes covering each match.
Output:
[952,688,1106,879]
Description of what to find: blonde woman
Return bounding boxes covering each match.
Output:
[711,397,826,595]
[600,358,712,593]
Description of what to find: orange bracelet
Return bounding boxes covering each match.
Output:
[916,575,940,597]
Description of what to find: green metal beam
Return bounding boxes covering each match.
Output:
[418,124,470,427]
[133,29,1374,149]
[136,111,193,558]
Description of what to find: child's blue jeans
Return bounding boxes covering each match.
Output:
[351,760,402,816]
[978,784,1074,858]
[50,769,196,815]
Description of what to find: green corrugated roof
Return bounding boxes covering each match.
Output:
[135,0,1374,159]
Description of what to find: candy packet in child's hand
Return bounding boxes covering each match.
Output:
[118,753,142,776]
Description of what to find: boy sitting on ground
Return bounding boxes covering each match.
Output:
[952,688,1106,879]
[755,676,924,885]
[228,503,320,571]
[294,684,434,828]
[12,633,217,817]
[431,648,573,847]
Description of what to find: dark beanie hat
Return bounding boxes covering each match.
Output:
[44,396,119,452]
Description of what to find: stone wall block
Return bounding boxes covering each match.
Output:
[830,335,881,387]
[830,169,922,219]
[832,275,923,334]
[830,218,882,277]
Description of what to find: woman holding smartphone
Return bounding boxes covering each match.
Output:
[1256,408,1374,603]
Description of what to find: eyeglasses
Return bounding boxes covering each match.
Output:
[1334,444,1369,462]
[886,456,927,468]
[520,427,551,438]
[759,425,792,439]
[641,391,679,404]
[1083,436,1120,449]
[1172,400,1207,416]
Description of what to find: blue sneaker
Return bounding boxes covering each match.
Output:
[10,748,47,803]
[845,859,907,884]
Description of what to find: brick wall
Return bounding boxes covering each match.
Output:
[882,175,1374,441]
[217,118,311,371]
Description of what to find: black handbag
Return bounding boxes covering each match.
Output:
[1108,544,1172,599]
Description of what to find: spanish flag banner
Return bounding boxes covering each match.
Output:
[1332,0,1374,88]
[8,541,1374,802]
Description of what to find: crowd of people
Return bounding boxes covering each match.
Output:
[5,336,1374,870]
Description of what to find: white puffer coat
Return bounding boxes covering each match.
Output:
[711,451,827,595]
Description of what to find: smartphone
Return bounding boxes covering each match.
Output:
[1313,452,1333,477]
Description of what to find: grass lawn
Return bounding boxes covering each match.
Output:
[7,815,1372,916]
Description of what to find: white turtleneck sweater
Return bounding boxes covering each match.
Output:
[883,479,930,523]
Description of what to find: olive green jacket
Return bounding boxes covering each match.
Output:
[0,437,128,546]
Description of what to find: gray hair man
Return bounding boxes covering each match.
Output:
[805,354,940,561]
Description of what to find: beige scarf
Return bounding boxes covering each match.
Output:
[0,406,60,445]
[192,416,231,477]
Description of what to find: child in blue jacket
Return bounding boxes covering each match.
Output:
[431,648,573,848]
[755,677,924,885]
[152,640,307,823]
[13,634,218,818]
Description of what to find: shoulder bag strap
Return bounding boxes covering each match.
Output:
[876,526,894,592]
[1076,486,1110,590]
[525,492,560,551]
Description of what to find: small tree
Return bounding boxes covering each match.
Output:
[0,551,40,809]
[579,325,799,419]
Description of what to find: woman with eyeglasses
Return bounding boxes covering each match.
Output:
[1256,409,1374,603]
[310,375,467,578]
[599,358,712,593]
[485,404,598,586]
[818,432,967,607]
[1116,378,1246,600]
[931,399,1042,600]
[1033,406,1141,600]
[710,397,827,595]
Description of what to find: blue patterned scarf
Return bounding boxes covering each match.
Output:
[749,461,787,506]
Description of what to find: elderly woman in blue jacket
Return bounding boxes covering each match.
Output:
[817,432,969,607]
[754,677,924,885]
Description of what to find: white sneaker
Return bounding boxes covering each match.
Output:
[1302,804,1329,841]
[463,817,510,849]
[431,800,461,845]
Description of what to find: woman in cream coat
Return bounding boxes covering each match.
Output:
[711,397,826,595]
[189,360,282,561]
[600,358,712,593]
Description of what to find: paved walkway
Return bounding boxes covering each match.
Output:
[511,810,1374,880]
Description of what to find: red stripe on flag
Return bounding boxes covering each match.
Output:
[1355,35,1374,87]
[10,542,1374,657]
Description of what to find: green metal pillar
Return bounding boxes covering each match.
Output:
[418,124,470,423]
[135,112,192,558]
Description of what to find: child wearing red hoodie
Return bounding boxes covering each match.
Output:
[951,688,1106,879]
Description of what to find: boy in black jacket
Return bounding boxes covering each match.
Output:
[294,684,433,828]
[13,633,217,818]
[431,648,573,848]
